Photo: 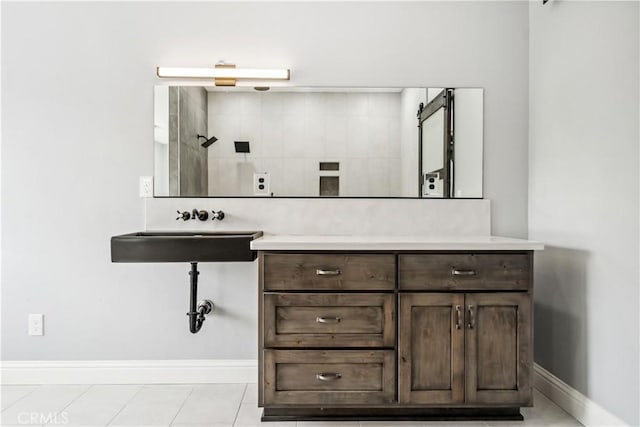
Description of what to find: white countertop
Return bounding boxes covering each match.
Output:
[250,235,544,251]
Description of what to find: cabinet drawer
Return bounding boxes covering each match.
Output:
[263,254,395,291]
[263,350,395,405]
[264,293,395,347]
[399,254,530,291]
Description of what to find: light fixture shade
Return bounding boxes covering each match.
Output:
[156,67,290,80]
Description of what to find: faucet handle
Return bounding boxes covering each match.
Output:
[211,210,225,221]
[176,210,191,221]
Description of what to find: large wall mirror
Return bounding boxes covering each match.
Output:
[154,86,483,198]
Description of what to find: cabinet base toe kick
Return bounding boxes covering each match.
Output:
[261,407,524,422]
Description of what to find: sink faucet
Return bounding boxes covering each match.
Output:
[192,209,209,221]
[176,209,223,221]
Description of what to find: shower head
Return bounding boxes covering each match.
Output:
[197,134,218,148]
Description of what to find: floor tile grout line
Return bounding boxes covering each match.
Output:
[0,384,41,413]
[43,384,94,427]
[238,382,248,405]
[168,385,196,427]
[25,384,92,427]
[231,383,248,427]
[61,384,93,409]
[105,384,145,427]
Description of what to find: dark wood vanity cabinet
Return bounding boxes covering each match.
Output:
[258,251,533,421]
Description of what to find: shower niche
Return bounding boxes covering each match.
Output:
[153,86,483,198]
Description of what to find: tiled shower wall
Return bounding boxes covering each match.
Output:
[174,87,209,196]
[206,91,402,196]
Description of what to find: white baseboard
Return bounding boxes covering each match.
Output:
[0,359,257,385]
[534,363,627,427]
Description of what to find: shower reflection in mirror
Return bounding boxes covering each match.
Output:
[153,86,483,198]
[418,88,483,198]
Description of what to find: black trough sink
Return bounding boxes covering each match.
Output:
[111,231,263,263]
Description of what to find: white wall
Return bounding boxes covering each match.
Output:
[1,1,529,361]
[207,91,401,197]
[528,1,639,424]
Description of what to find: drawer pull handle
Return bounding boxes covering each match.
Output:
[452,269,476,276]
[316,269,341,276]
[468,305,475,329]
[316,316,341,324]
[316,373,342,381]
[455,305,462,330]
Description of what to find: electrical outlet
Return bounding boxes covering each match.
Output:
[253,173,270,196]
[28,314,44,336]
[422,172,443,198]
[139,176,153,198]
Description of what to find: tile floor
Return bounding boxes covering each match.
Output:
[1,383,582,427]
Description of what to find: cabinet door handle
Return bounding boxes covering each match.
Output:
[316,269,341,276]
[316,316,341,324]
[467,305,475,329]
[452,269,476,276]
[316,373,342,381]
[455,305,462,330]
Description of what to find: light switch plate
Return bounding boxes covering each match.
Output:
[139,176,153,198]
[28,313,44,336]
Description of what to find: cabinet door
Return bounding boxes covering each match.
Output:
[399,293,465,404]
[465,293,532,405]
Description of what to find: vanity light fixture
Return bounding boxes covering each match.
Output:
[156,63,290,86]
